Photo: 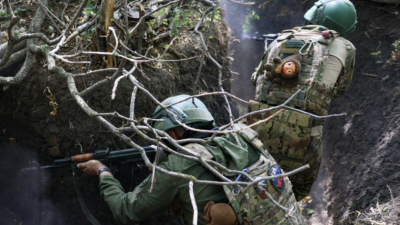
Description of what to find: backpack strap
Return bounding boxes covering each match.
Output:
[233,123,270,159]
[223,185,244,224]
[183,143,244,223]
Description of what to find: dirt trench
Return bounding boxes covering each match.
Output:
[323,1,400,224]
[0,1,232,224]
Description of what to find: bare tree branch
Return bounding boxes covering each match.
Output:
[189,181,198,225]
[225,0,255,6]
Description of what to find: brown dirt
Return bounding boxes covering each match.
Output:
[323,1,400,224]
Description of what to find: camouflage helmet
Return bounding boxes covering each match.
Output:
[304,0,357,37]
[151,95,214,131]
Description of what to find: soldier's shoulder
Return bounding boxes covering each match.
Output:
[165,143,212,171]
[183,143,214,160]
[328,37,356,66]
[333,37,356,51]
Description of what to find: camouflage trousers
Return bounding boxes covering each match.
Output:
[248,100,323,201]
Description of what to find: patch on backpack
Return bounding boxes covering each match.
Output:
[254,179,268,198]
[267,164,285,192]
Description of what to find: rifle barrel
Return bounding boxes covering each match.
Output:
[22,145,159,173]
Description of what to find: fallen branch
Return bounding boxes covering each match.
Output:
[189,181,198,225]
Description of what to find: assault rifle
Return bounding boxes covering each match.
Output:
[22,145,165,172]
[22,145,165,225]
[249,32,281,51]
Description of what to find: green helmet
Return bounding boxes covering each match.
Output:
[304,0,357,37]
[151,95,214,131]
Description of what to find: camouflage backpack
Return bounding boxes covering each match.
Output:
[254,25,356,116]
[186,124,304,225]
[248,25,356,200]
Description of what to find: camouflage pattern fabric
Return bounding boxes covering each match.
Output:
[249,25,356,200]
[188,124,304,224]
[225,124,304,225]
[185,143,215,160]
[222,154,304,225]
[248,101,322,200]
[252,25,356,116]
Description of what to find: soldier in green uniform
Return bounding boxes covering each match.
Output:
[248,0,357,200]
[78,95,304,224]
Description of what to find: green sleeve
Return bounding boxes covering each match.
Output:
[99,161,179,224]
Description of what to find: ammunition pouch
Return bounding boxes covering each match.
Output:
[247,100,324,170]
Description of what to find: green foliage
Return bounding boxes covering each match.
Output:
[83,0,97,16]
[307,209,315,215]
[0,11,9,17]
[205,6,221,22]
[243,10,260,34]
[392,40,400,52]
[170,6,194,36]
[82,27,95,42]
[13,8,26,15]
[161,44,169,50]
[371,51,381,56]
[146,20,156,37]
[162,18,168,26]
[145,2,218,38]
[128,54,137,60]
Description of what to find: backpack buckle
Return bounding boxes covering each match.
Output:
[232,169,248,195]
[299,39,316,56]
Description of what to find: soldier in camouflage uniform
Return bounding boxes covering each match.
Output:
[78,95,304,225]
[248,0,357,200]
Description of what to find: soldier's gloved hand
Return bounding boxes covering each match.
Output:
[77,160,110,177]
[264,57,283,85]
[203,201,238,225]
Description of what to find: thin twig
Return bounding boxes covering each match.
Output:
[226,0,255,5]
[189,181,198,225]
[64,0,89,35]
[129,0,184,34]
[362,73,378,78]
[38,0,66,29]
[243,109,283,129]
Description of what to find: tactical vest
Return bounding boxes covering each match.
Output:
[255,25,354,116]
[186,124,303,225]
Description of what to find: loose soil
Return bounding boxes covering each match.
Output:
[323,1,400,224]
